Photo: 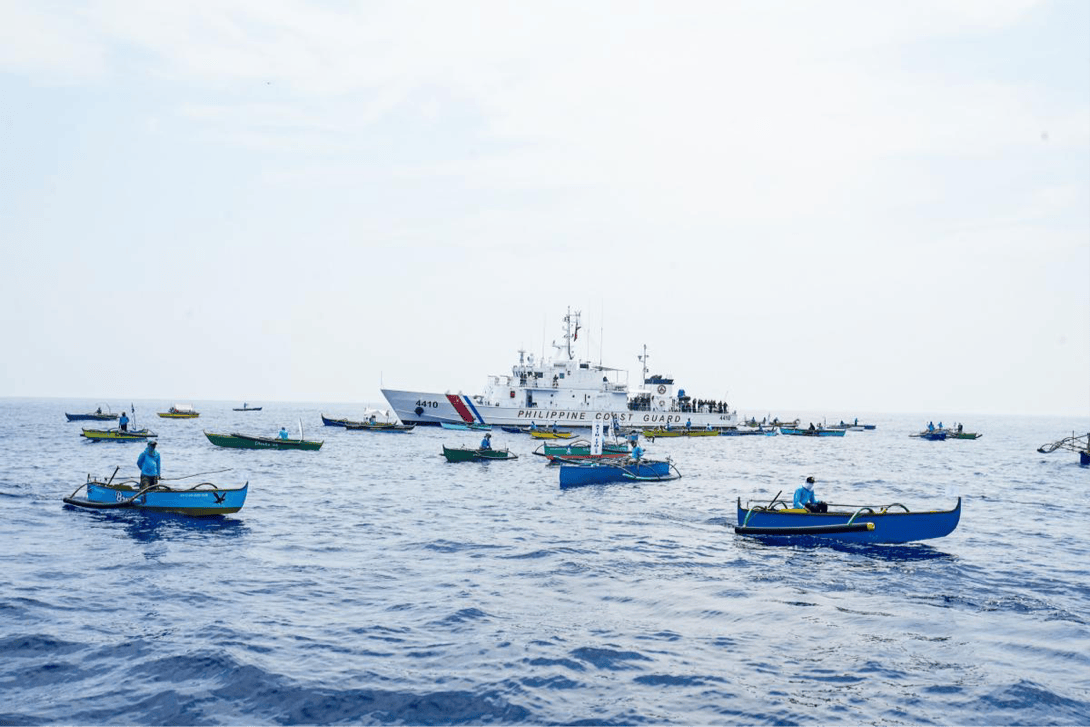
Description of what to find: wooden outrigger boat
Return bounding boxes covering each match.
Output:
[529,429,574,439]
[440,421,493,431]
[735,495,961,543]
[66,407,118,422]
[442,445,518,462]
[159,404,200,419]
[233,404,262,411]
[947,430,982,440]
[81,428,156,442]
[645,427,720,438]
[780,427,846,437]
[204,431,323,451]
[532,439,630,462]
[64,474,247,516]
[344,422,415,432]
[911,430,948,441]
[1038,432,1090,466]
[559,458,680,488]
[321,414,363,427]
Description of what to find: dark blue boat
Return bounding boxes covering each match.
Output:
[912,430,948,441]
[559,459,679,488]
[321,414,361,427]
[735,497,961,543]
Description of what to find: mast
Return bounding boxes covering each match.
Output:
[638,344,649,385]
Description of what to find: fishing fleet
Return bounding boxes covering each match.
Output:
[381,309,739,430]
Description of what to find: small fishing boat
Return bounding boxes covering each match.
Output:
[824,420,877,432]
[745,417,799,429]
[720,427,776,436]
[735,496,961,543]
[321,414,363,427]
[158,404,200,419]
[344,422,415,432]
[911,430,948,441]
[947,430,982,440]
[233,404,262,411]
[558,459,680,488]
[440,421,494,431]
[780,427,846,437]
[529,429,575,439]
[645,427,720,438]
[1037,432,1090,466]
[65,407,119,422]
[204,431,323,450]
[532,440,630,462]
[500,425,528,434]
[442,445,518,462]
[64,475,247,516]
[81,428,157,442]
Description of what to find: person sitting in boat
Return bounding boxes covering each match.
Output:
[665,420,672,431]
[631,443,644,462]
[137,441,160,489]
[685,418,692,431]
[118,411,129,432]
[96,407,102,414]
[706,422,713,431]
[794,476,827,513]
[368,414,377,425]
[278,427,289,440]
[480,432,493,450]
[550,421,558,433]
[928,421,935,431]
[529,421,538,431]
[808,422,816,431]
[957,423,963,433]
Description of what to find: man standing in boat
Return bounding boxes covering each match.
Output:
[118,411,129,432]
[137,441,160,489]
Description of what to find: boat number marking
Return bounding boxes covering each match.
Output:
[415,400,439,408]
[657,385,666,395]
[115,491,125,502]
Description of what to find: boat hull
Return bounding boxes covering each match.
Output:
[205,431,323,450]
[81,428,156,442]
[158,412,200,419]
[344,423,415,432]
[442,446,517,462]
[68,481,248,516]
[735,498,961,543]
[780,428,846,437]
[233,407,262,411]
[66,412,118,421]
[381,389,738,430]
[559,460,673,487]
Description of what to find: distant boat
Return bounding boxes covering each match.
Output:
[344,422,415,433]
[532,440,630,462]
[81,428,156,442]
[780,427,846,437]
[735,496,961,543]
[529,429,574,439]
[64,475,247,516]
[159,404,200,419]
[233,404,262,411]
[645,427,719,438]
[204,431,322,450]
[440,421,493,431]
[911,430,948,441]
[64,407,118,422]
[559,459,679,488]
[442,445,517,462]
[321,414,361,427]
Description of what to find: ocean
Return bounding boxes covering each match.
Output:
[2,399,1088,725]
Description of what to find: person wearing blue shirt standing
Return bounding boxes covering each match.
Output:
[118,411,129,432]
[480,432,493,450]
[793,476,827,512]
[137,441,160,489]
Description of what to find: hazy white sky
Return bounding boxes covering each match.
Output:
[1,0,1087,418]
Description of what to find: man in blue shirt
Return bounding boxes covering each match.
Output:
[793,476,827,512]
[137,441,160,489]
[278,427,289,440]
[631,443,644,462]
[118,411,129,432]
[480,433,493,450]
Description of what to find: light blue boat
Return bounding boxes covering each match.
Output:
[439,421,493,431]
[64,476,248,516]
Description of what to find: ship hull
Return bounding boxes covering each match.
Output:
[382,389,738,430]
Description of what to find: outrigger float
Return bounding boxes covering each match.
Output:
[735,494,961,543]
[64,472,248,516]
[1038,433,1090,466]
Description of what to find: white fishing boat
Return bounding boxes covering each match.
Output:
[382,309,738,430]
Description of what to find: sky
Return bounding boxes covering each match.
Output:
[0,0,1087,419]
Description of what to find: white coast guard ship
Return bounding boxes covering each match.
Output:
[381,310,738,430]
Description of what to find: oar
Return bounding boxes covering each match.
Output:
[766,490,783,510]
[106,465,121,486]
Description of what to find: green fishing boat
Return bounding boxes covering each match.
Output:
[204,431,323,451]
[442,445,518,462]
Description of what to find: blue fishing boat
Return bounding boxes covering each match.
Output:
[1038,432,1090,466]
[735,496,961,543]
[911,430,948,441]
[65,407,118,422]
[558,459,679,488]
[63,476,248,516]
[440,421,493,431]
[780,427,846,437]
[500,425,528,434]
[321,413,362,427]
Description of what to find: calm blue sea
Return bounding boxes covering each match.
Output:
[2,399,1089,726]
